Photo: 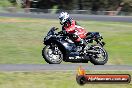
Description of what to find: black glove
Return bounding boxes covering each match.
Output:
[62,30,67,34]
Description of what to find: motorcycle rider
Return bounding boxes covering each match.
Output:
[58,12,87,50]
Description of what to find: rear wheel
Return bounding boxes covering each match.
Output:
[90,45,108,65]
[42,45,63,64]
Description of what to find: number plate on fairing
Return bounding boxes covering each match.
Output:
[69,56,83,60]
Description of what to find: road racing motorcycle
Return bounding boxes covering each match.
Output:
[42,27,108,65]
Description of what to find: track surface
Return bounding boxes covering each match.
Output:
[0,64,132,72]
[0,13,132,71]
[0,13,132,22]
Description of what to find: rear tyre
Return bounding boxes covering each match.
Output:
[42,45,63,64]
[90,45,108,65]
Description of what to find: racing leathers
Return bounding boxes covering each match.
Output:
[62,18,87,48]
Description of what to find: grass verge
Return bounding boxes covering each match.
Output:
[0,71,132,88]
[0,17,132,64]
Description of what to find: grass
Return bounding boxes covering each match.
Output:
[0,17,132,64]
[0,71,132,88]
[0,0,12,7]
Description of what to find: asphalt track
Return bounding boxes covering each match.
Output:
[0,12,132,71]
[0,64,132,72]
[0,12,132,22]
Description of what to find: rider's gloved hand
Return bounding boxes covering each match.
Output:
[58,30,67,35]
[62,30,67,34]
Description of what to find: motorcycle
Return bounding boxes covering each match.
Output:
[42,27,108,65]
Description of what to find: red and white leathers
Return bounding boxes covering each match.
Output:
[62,18,87,43]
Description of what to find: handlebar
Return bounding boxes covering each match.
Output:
[50,27,68,35]
[51,27,59,31]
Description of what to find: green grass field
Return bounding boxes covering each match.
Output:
[0,17,132,88]
[0,71,132,88]
[0,17,132,64]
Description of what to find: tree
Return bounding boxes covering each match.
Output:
[8,0,132,13]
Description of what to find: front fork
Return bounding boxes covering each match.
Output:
[49,43,59,55]
[95,38,105,47]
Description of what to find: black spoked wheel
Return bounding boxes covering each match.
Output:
[42,45,63,64]
[90,45,108,65]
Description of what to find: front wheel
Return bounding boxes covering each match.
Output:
[42,45,63,64]
[90,45,108,65]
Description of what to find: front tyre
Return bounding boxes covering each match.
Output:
[42,45,63,64]
[90,45,108,65]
